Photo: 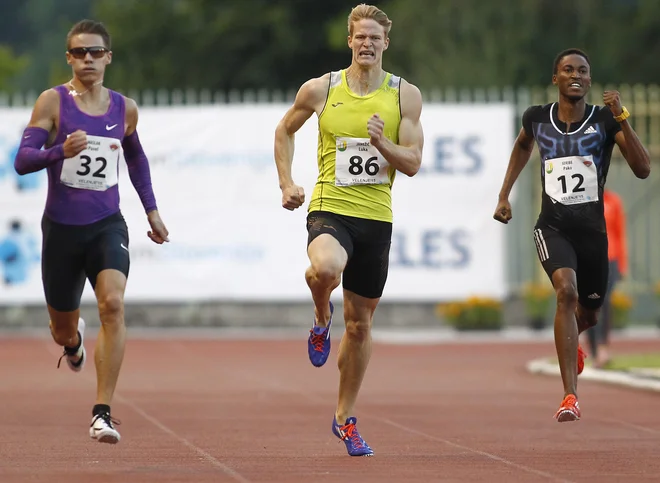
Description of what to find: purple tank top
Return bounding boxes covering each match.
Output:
[45,85,126,225]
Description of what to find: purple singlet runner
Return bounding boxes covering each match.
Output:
[45,85,126,225]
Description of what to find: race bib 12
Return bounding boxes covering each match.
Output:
[544,155,598,205]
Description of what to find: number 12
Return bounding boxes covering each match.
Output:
[557,174,585,194]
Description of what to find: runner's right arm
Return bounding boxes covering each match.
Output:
[493,109,536,224]
[14,89,86,175]
[274,74,328,210]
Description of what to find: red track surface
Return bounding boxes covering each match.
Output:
[1,335,660,482]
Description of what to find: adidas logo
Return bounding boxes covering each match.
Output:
[587,293,601,299]
[584,126,597,134]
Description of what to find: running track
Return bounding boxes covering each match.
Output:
[1,334,659,482]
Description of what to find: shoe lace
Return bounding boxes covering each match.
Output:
[93,412,122,428]
[309,329,327,353]
[56,345,81,369]
[57,351,66,369]
[338,422,364,449]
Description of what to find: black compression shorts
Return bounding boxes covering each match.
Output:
[306,210,392,299]
[41,211,130,312]
[533,223,609,310]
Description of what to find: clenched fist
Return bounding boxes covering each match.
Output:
[281,184,305,211]
[63,130,88,158]
[603,90,623,117]
[493,199,512,224]
[367,114,385,148]
[147,210,170,244]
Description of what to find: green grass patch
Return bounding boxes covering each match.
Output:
[605,353,660,370]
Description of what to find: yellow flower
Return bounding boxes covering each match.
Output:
[611,290,633,311]
[436,302,464,321]
[435,296,503,327]
[522,282,553,300]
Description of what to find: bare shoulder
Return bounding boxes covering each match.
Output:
[121,95,139,133]
[38,87,61,102]
[294,73,331,110]
[33,88,61,114]
[122,95,139,116]
[27,88,60,129]
[400,79,423,119]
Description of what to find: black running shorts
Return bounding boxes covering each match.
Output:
[41,211,130,312]
[306,210,392,299]
[533,223,609,310]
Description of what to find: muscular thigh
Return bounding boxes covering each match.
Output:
[85,212,130,289]
[307,211,354,259]
[533,225,577,281]
[574,232,609,310]
[342,216,393,299]
[41,215,87,312]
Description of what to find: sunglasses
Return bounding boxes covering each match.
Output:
[67,46,109,59]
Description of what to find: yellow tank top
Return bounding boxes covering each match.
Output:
[308,69,402,223]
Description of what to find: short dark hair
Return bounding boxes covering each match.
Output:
[553,48,590,75]
[66,20,111,50]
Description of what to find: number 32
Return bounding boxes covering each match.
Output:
[76,155,107,178]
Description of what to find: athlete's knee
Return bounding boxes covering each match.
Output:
[344,318,372,343]
[50,324,78,346]
[98,291,124,322]
[555,281,578,308]
[49,314,79,346]
[308,255,343,286]
[312,265,341,286]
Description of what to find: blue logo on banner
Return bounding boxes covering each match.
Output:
[0,133,44,192]
[0,219,40,286]
[391,229,470,269]
[421,135,483,174]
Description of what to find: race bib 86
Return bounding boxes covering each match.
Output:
[334,137,390,187]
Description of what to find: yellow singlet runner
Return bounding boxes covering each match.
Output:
[308,69,402,223]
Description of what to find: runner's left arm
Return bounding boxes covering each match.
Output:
[369,80,424,177]
[614,124,650,179]
[122,97,158,215]
[123,97,169,244]
[604,90,650,179]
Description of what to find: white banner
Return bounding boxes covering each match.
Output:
[0,102,514,304]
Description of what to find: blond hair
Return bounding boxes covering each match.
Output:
[347,4,392,37]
